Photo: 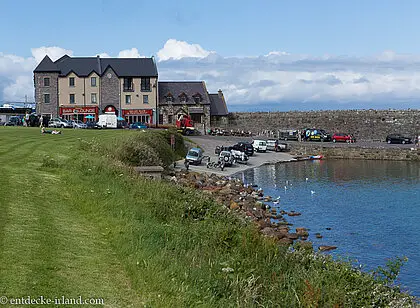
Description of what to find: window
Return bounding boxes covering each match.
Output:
[91,77,97,87]
[123,78,133,91]
[91,93,97,104]
[143,95,148,104]
[44,93,50,104]
[125,95,131,105]
[166,95,173,103]
[179,94,187,103]
[70,94,75,104]
[69,77,75,87]
[141,77,150,91]
[44,77,50,87]
[193,95,201,103]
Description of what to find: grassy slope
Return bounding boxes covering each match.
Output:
[0,127,415,308]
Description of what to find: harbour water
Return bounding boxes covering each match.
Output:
[234,159,420,297]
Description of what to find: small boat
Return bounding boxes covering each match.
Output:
[309,155,324,160]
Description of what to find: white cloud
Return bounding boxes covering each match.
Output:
[1,43,420,110]
[157,39,213,61]
[31,46,73,63]
[118,48,142,58]
[97,52,111,58]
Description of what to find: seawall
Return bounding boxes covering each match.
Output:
[290,144,420,161]
[219,109,420,141]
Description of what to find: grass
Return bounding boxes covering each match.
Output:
[0,126,416,307]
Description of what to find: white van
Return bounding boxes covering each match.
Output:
[97,114,117,128]
[252,140,267,152]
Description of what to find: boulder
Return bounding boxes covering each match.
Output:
[315,233,323,239]
[287,233,299,240]
[278,238,294,245]
[230,201,240,210]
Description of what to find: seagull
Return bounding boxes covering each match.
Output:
[284,186,287,190]
[286,180,289,185]
[311,190,316,195]
[273,200,280,205]
[306,178,309,182]
[276,196,281,200]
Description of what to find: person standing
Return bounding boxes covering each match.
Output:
[39,115,43,128]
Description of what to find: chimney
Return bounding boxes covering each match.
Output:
[218,89,223,97]
[96,55,102,75]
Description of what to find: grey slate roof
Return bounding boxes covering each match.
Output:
[158,81,211,105]
[209,92,229,116]
[34,55,158,77]
[33,55,60,72]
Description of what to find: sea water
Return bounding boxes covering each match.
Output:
[235,159,420,296]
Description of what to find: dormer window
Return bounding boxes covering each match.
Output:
[193,93,202,104]
[179,93,187,103]
[166,94,173,103]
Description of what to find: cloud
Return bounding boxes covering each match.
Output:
[31,46,73,63]
[118,48,142,58]
[157,39,213,61]
[2,43,420,111]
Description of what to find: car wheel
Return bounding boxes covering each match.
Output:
[387,140,391,144]
[61,124,64,128]
[402,140,406,144]
[346,140,350,143]
[333,139,336,143]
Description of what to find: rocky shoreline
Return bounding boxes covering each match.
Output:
[168,170,337,252]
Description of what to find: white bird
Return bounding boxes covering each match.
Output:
[286,180,289,185]
[276,196,281,200]
[306,178,309,182]
[273,200,279,205]
[284,186,287,190]
[311,190,315,195]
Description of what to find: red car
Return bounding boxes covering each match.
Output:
[332,133,355,143]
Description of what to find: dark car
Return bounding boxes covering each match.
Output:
[232,142,254,156]
[215,145,233,155]
[385,134,412,144]
[4,116,22,126]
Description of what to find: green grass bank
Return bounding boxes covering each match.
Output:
[0,127,417,307]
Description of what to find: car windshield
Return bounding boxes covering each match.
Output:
[188,151,199,157]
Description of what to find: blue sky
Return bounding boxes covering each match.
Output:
[1,0,420,110]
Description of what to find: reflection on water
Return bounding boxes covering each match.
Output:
[235,160,420,296]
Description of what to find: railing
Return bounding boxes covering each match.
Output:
[123,84,134,92]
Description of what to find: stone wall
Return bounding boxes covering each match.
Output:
[289,144,420,161]
[226,109,420,141]
[34,72,59,117]
[100,67,120,113]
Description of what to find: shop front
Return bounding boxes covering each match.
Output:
[60,106,98,122]
[122,109,153,125]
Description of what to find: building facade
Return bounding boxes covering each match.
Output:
[34,55,158,124]
[158,81,212,129]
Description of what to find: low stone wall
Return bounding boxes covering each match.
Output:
[290,144,420,161]
[225,109,420,141]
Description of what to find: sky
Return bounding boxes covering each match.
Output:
[1,0,420,111]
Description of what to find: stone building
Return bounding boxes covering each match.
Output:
[158,81,229,130]
[33,55,158,124]
[158,81,211,129]
[209,90,229,126]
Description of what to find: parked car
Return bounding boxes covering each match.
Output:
[71,120,87,129]
[332,133,355,143]
[232,142,254,156]
[48,118,72,128]
[230,149,248,164]
[185,147,204,165]
[304,129,332,142]
[219,151,235,166]
[4,116,22,126]
[385,134,412,144]
[278,129,299,141]
[129,122,147,129]
[215,145,233,155]
[266,139,289,152]
[85,121,99,129]
[252,140,267,152]
[117,120,129,129]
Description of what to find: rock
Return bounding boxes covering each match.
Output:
[315,233,323,239]
[278,238,294,245]
[326,227,332,230]
[287,212,302,217]
[230,201,240,210]
[261,227,277,237]
[296,241,313,250]
[287,233,299,240]
[296,227,307,233]
[318,245,337,252]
